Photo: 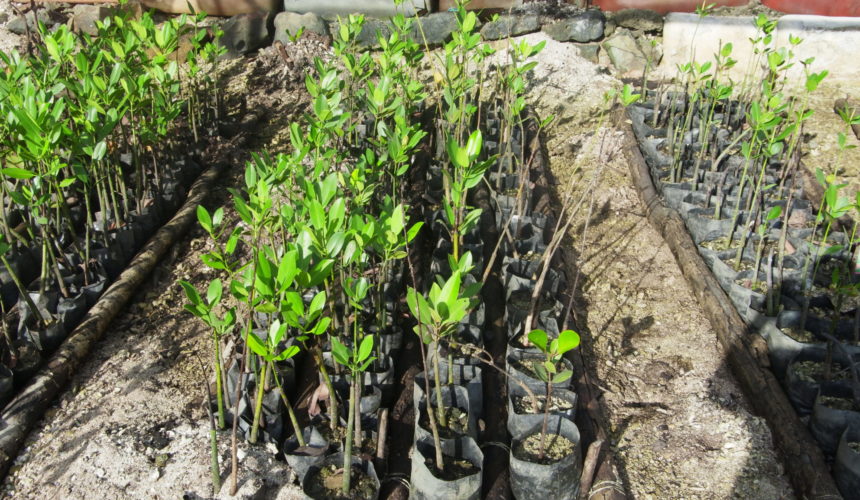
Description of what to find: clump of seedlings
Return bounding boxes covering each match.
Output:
[0,1,220,398]
[628,7,860,483]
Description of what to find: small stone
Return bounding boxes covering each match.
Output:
[273,11,328,45]
[348,17,391,48]
[148,468,160,481]
[72,5,110,36]
[637,35,662,67]
[219,11,275,58]
[0,12,9,24]
[411,12,459,47]
[603,29,647,76]
[612,8,664,33]
[480,14,540,41]
[7,11,54,35]
[94,467,106,479]
[603,17,616,38]
[575,43,600,64]
[543,9,605,43]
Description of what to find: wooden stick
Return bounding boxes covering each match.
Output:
[376,407,388,461]
[579,439,604,499]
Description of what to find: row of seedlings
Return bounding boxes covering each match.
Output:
[184,4,434,498]
[628,8,860,494]
[0,6,223,405]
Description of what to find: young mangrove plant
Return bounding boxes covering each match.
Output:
[406,251,481,471]
[527,328,580,460]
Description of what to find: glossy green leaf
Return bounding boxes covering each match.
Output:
[527,329,548,353]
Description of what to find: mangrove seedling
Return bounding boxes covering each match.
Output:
[331,334,375,494]
[406,251,480,472]
[527,328,580,460]
[181,278,236,430]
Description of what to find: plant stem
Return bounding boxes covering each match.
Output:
[539,380,552,461]
[214,336,225,429]
[312,345,339,431]
[431,344,448,428]
[0,253,45,326]
[249,358,268,444]
[270,361,305,447]
[342,376,357,495]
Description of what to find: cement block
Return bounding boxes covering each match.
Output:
[283,0,426,19]
[775,15,860,83]
[658,12,860,85]
[658,13,758,81]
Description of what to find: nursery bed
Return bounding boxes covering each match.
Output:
[0,28,796,500]
[623,110,839,499]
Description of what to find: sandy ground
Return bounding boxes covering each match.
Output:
[0,20,816,500]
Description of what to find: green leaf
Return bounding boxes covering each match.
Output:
[1,168,35,180]
[255,302,277,314]
[533,362,549,382]
[275,345,300,361]
[358,335,374,363]
[246,331,268,357]
[447,139,469,169]
[439,271,461,310]
[527,329,549,353]
[766,205,782,221]
[180,280,202,306]
[466,130,482,159]
[308,290,327,317]
[331,338,350,366]
[406,221,423,243]
[276,250,298,290]
[312,317,331,336]
[206,279,222,305]
[557,329,581,355]
[92,140,107,161]
[553,369,572,384]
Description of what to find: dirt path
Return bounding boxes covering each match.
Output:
[2,32,797,500]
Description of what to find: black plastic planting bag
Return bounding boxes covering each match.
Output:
[302,452,380,500]
[283,426,328,483]
[836,426,860,497]
[414,383,476,446]
[410,436,483,500]
[810,385,860,456]
[509,414,582,500]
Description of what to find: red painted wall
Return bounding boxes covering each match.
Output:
[591,0,860,15]
[591,0,746,14]
[762,0,860,16]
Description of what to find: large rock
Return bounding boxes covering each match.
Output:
[480,14,540,41]
[219,11,275,58]
[612,9,664,33]
[410,12,458,47]
[348,17,391,48]
[6,10,56,35]
[72,5,110,36]
[543,9,605,43]
[603,29,647,77]
[273,11,328,44]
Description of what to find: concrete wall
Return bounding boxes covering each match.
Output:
[657,13,860,85]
